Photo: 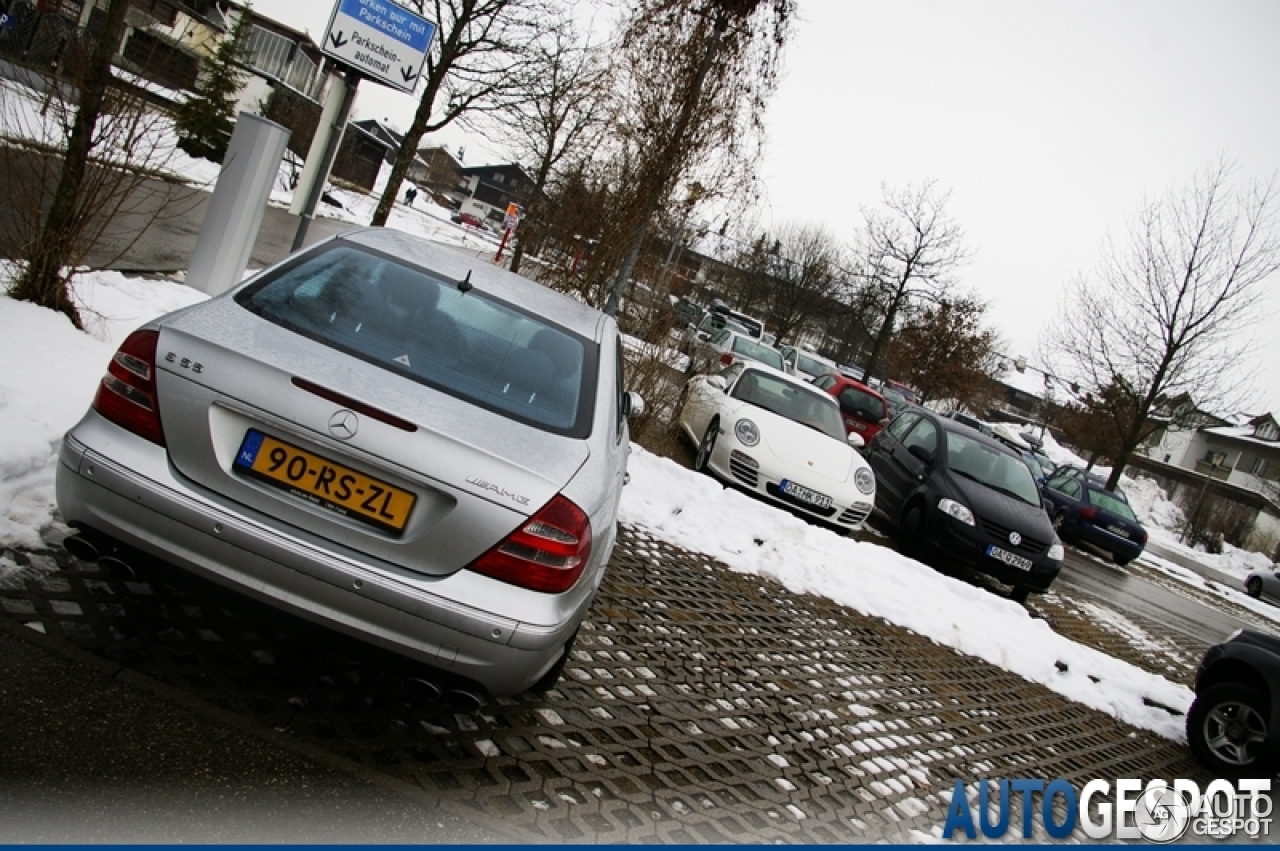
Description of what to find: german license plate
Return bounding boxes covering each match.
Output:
[986,544,1033,571]
[234,430,416,534]
[780,479,833,509]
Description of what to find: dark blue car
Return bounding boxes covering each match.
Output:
[1039,466,1147,565]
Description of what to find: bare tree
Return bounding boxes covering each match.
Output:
[481,14,612,274]
[367,0,544,228]
[7,0,131,326]
[1047,159,1280,491]
[722,223,846,346]
[854,180,970,384]
[4,0,197,329]
[596,0,793,314]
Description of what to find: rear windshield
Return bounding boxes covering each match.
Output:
[236,244,597,436]
[837,385,887,421]
[730,336,785,370]
[1087,488,1138,521]
[797,353,832,377]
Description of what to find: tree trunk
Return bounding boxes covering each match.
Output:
[10,0,131,329]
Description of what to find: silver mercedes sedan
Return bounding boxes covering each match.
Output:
[56,229,642,697]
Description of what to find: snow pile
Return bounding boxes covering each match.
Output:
[0,268,207,547]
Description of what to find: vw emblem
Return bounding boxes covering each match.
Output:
[1008,531,1022,547]
[328,409,359,440]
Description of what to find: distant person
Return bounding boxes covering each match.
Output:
[404,185,418,206]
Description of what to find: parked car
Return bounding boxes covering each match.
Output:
[811,372,891,443]
[55,228,644,698]
[863,410,1064,602]
[880,387,913,418]
[945,410,993,436]
[884,380,920,406]
[451,212,485,229]
[1186,628,1280,777]
[677,362,876,533]
[1038,466,1148,565]
[705,299,766,340]
[686,327,785,374]
[1244,566,1280,604]
[779,345,838,381]
[671,297,703,327]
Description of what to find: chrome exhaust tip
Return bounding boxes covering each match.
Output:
[443,689,483,711]
[62,533,103,563]
[96,555,136,580]
[401,677,442,701]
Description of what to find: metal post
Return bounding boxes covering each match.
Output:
[291,69,360,251]
[185,113,291,296]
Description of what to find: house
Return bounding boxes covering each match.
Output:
[1175,413,1280,498]
[413,145,466,202]
[1137,392,1231,465]
[457,164,538,229]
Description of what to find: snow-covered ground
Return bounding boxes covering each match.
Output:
[0,265,1203,744]
[2,87,1276,748]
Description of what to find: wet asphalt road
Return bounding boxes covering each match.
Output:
[1055,550,1256,646]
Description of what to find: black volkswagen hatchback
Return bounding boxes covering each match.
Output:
[864,409,1064,602]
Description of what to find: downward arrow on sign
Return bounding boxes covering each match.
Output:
[329,31,348,49]
[401,67,418,84]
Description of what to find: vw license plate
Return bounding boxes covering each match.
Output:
[986,544,1033,571]
[234,429,416,534]
[779,479,833,509]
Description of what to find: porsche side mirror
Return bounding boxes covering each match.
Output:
[705,376,727,391]
[847,432,866,449]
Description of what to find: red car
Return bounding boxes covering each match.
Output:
[451,212,486,229]
[811,372,891,441]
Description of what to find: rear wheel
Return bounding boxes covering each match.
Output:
[695,420,719,473]
[1246,577,1263,598]
[1187,682,1275,777]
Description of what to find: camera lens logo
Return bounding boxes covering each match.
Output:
[1135,786,1192,843]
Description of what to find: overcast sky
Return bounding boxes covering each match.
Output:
[252,0,1280,415]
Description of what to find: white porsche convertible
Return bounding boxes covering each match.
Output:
[677,361,877,532]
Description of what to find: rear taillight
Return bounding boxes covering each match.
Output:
[1080,506,1098,521]
[92,329,165,446]
[466,494,592,593]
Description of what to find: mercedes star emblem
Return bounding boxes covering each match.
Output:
[328,409,359,440]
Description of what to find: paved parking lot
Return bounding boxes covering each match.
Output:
[0,521,1221,843]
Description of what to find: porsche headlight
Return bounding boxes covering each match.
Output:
[1048,542,1065,561]
[938,498,975,526]
[855,467,875,495]
[734,418,760,446]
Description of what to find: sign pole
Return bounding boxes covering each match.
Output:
[291,69,361,252]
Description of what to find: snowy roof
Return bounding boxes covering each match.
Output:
[1202,424,1280,450]
[997,366,1049,399]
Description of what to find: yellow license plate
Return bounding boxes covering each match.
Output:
[234,429,416,534]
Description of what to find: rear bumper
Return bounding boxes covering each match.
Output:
[56,426,596,697]
[1070,523,1145,561]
